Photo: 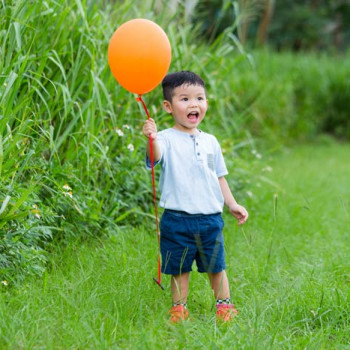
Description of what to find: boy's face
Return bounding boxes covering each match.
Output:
[163,84,208,134]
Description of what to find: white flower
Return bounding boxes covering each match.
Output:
[3,83,7,87]
[127,143,134,152]
[64,191,73,198]
[1,280,8,286]
[63,183,72,191]
[251,149,262,159]
[122,124,130,129]
[246,191,253,198]
[262,166,273,172]
[116,128,124,137]
[32,204,41,219]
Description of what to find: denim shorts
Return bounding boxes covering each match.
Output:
[160,209,226,275]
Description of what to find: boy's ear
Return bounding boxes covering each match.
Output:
[163,100,172,114]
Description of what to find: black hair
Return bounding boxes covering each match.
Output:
[162,71,206,102]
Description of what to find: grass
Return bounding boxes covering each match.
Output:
[1,0,350,346]
[1,140,350,349]
[1,0,350,281]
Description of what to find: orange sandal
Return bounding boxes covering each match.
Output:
[168,305,189,323]
[216,304,238,322]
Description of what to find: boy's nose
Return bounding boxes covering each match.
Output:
[189,99,198,107]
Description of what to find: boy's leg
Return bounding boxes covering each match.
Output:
[169,272,190,323]
[208,270,238,321]
[207,270,230,299]
[171,272,190,304]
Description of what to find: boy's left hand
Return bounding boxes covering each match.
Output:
[228,204,248,226]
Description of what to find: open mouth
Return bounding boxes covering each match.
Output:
[187,112,199,122]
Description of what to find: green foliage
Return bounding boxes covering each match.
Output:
[1,0,349,283]
[269,1,330,50]
[1,143,350,348]
[0,0,253,281]
[232,50,350,143]
[194,0,350,51]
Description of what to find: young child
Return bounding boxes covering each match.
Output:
[142,71,248,323]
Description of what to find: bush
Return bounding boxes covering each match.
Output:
[233,50,350,143]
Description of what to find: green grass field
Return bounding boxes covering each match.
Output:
[1,141,349,349]
[2,2,350,348]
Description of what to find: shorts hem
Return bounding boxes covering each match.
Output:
[197,266,226,274]
[161,266,193,275]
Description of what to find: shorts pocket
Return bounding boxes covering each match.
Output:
[204,214,224,233]
[160,211,181,236]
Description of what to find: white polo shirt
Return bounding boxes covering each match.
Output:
[146,128,228,214]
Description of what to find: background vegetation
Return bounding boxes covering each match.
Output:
[193,0,350,51]
[1,0,349,301]
[1,0,349,348]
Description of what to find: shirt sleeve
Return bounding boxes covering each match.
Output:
[145,132,166,170]
[214,137,228,177]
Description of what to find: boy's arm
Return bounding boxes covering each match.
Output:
[143,118,161,162]
[218,176,248,226]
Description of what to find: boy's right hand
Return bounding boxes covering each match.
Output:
[143,118,158,140]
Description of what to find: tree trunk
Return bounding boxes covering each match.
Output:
[257,0,275,46]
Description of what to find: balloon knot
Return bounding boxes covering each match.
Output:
[136,97,142,102]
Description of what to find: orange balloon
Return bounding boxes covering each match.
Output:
[108,19,171,95]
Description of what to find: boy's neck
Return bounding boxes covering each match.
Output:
[172,125,199,135]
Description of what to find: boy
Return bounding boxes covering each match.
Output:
[142,71,248,323]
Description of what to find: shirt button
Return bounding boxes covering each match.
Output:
[197,152,200,156]
[196,143,198,146]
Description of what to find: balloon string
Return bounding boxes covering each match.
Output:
[136,95,161,286]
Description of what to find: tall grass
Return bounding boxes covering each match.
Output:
[0,0,253,281]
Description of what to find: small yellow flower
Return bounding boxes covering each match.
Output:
[22,138,29,145]
[64,191,73,198]
[3,83,7,87]
[63,184,72,191]
[32,204,41,219]
[1,280,8,286]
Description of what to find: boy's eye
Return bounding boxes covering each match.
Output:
[182,98,188,101]
[198,97,203,100]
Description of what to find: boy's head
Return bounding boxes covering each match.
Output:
[162,71,206,102]
[161,71,208,134]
